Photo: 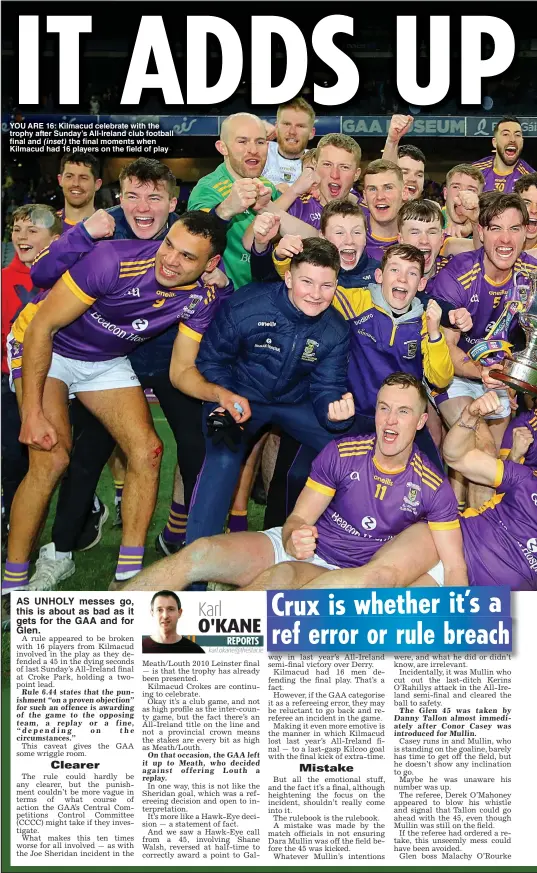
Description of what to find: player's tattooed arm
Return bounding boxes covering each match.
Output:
[443,391,504,485]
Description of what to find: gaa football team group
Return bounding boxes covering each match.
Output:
[2,100,536,595]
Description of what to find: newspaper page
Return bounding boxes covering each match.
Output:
[2,3,536,873]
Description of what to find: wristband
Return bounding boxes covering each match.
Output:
[428,334,442,344]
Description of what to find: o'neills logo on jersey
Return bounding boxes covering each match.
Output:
[301,338,319,362]
[156,289,177,298]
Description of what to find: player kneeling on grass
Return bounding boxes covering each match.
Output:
[122,374,467,593]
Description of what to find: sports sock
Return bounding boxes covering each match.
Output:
[115,546,144,581]
[114,479,124,507]
[3,561,29,592]
[164,501,187,543]
[227,509,248,533]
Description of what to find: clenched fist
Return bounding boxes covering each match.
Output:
[448,307,473,333]
[286,524,318,561]
[201,266,229,289]
[253,212,281,249]
[387,114,413,143]
[291,167,321,198]
[467,391,502,419]
[425,299,442,340]
[510,426,534,463]
[328,392,355,422]
[275,234,303,260]
[219,178,262,219]
[84,209,116,240]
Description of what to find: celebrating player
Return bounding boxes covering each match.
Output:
[514,172,537,253]
[262,97,316,187]
[121,374,466,592]
[473,116,535,193]
[362,160,404,260]
[57,152,102,231]
[2,213,229,593]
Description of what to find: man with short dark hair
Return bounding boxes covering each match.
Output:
[142,590,205,653]
[169,238,355,547]
[473,116,535,193]
[57,152,102,231]
[380,115,425,201]
[3,213,229,593]
[123,374,466,592]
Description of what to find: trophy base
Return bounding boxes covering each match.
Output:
[490,363,537,396]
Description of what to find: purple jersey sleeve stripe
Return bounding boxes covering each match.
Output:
[306,477,336,497]
[428,519,461,531]
[179,323,203,342]
[32,246,50,265]
[63,271,97,305]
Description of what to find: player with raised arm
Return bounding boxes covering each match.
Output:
[431,193,537,508]
[2,213,229,593]
[120,374,465,593]
[380,115,425,201]
[473,116,535,194]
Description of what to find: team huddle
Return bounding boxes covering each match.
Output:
[2,100,536,595]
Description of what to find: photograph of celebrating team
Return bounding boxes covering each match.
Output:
[2,100,536,596]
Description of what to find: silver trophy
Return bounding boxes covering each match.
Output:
[490,273,537,395]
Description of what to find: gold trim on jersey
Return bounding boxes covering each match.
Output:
[337,438,375,458]
[119,258,155,267]
[409,458,442,491]
[484,270,512,287]
[306,477,336,497]
[63,271,97,305]
[372,456,406,475]
[493,459,504,489]
[179,324,203,342]
[461,492,504,518]
[32,247,50,265]
[428,519,461,530]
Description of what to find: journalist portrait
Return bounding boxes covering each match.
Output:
[142,590,205,653]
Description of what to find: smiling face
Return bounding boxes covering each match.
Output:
[155,222,219,288]
[316,145,360,205]
[276,107,315,158]
[120,178,177,239]
[444,172,482,226]
[322,213,367,271]
[217,116,268,179]
[375,253,426,312]
[58,161,101,209]
[398,155,425,201]
[375,383,427,461]
[285,262,338,316]
[11,217,59,264]
[398,217,443,276]
[363,170,403,226]
[493,121,524,167]
[151,596,181,635]
[519,184,537,245]
[479,206,526,274]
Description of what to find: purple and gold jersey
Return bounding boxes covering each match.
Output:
[41,240,224,362]
[56,208,79,235]
[287,194,322,230]
[500,408,537,468]
[306,436,459,568]
[364,212,398,261]
[430,248,537,356]
[472,156,535,194]
[461,461,537,590]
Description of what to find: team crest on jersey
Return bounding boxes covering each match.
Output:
[403,340,418,360]
[301,338,319,362]
[182,294,203,316]
[401,481,421,514]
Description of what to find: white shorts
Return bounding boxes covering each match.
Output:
[438,376,511,420]
[261,526,340,571]
[426,561,444,586]
[47,352,140,395]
